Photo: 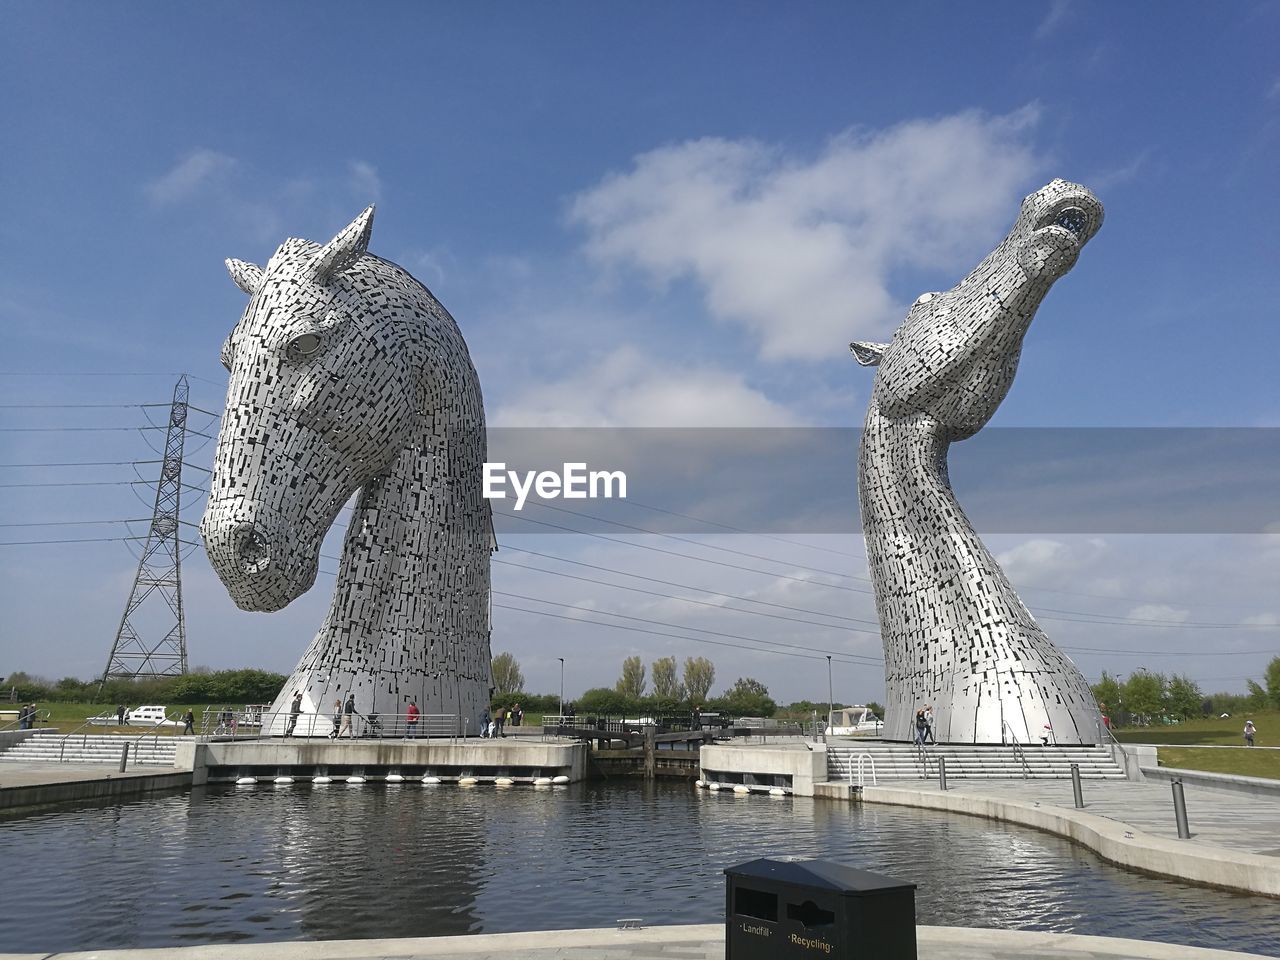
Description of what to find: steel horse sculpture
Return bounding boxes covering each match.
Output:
[852,179,1105,745]
[201,207,492,735]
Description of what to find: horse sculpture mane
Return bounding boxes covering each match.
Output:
[201,207,493,733]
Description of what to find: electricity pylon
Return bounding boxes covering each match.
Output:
[100,375,190,683]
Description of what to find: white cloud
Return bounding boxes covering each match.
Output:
[1240,613,1279,631]
[1267,77,1280,101]
[996,536,1108,586]
[569,108,1042,360]
[1126,603,1190,624]
[490,345,801,427]
[1088,150,1151,190]
[1035,0,1071,41]
[349,160,382,202]
[145,149,237,205]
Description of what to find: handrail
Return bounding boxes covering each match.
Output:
[1001,721,1031,780]
[0,708,51,733]
[200,707,464,742]
[56,713,116,762]
[128,711,180,758]
[915,739,931,778]
[852,752,878,787]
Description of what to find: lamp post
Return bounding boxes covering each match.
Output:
[826,655,834,733]
[558,657,565,720]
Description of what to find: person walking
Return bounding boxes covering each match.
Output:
[511,703,522,728]
[340,693,357,738]
[479,708,491,738]
[914,709,928,746]
[116,704,127,726]
[494,705,507,738]
[923,704,936,744]
[405,700,420,739]
[1244,719,1257,746]
[329,699,343,739]
[692,705,702,731]
[285,691,303,736]
[181,709,195,736]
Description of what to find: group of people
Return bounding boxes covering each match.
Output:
[14,703,39,729]
[913,705,936,745]
[479,703,524,738]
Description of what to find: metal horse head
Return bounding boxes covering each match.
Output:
[852,179,1104,439]
[201,207,480,613]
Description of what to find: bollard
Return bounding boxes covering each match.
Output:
[1172,778,1191,839]
[938,755,948,791]
[1070,762,1084,808]
[118,743,130,772]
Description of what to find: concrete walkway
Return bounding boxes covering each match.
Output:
[860,777,1280,898]
[1,924,1274,960]
[0,760,192,809]
[901,777,1280,857]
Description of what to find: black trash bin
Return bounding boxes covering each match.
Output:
[724,857,916,959]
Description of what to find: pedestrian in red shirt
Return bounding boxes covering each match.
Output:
[406,700,420,739]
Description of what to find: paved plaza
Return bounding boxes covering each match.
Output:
[2,924,1274,960]
[887,777,1280,858]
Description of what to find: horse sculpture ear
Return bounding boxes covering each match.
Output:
[226,259,264,296]
[312,205,375,285]
[850,341,888,366]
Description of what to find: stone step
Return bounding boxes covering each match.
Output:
[826,742,1126,781]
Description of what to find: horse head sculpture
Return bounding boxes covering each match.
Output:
[852,179,1106,744]
[201,207,492,731]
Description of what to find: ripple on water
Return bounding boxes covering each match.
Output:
[0,781,1277,954]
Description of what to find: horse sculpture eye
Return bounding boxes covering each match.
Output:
[286,333,323,361]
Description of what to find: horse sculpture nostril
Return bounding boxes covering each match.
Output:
[234,524,272,575]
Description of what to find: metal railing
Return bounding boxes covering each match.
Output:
[1001,721,1031,779]
[126,710,182,763]
[849,752,878,787]
[0,708,50,733]
[914,740,932,778]
[199,708,464,742]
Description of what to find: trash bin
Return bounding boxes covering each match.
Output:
[724,857,916,959]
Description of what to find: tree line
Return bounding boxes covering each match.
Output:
[490,652,777,717]
[3,669,290,705]
[1091,656,1280,726]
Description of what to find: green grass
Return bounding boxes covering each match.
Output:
[6,702,238,736]
[1112,709,1277,746]
[1158,747,1280,781]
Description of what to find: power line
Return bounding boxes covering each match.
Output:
[0,426,217,439]
[500,511,873,594]
[493,589,883,663]
[524,500,866,581]
[0,480,206,492]
[494,554,879,632]
[624,498,865,560]
[0,518,148,528]
[0,461,147,468]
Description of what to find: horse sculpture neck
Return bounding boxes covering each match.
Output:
[285,266,492,727]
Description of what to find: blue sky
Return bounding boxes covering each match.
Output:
[2,2,1278,704]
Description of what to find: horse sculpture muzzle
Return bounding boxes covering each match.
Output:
[201,500,320,612]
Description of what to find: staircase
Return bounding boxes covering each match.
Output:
[0,730,181,766]
[826,740,1126,782]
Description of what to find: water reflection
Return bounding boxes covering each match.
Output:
[0,781,1277,955]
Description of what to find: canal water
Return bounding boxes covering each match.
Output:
[1,780,1277,954]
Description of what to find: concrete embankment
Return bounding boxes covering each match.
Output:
[0,923,1275,960]
[861,783,1280,898]
[0,764,192,810]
